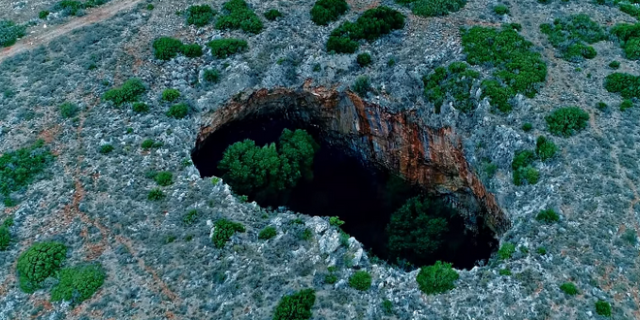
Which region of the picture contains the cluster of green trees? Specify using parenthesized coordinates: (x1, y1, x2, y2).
(310, 0, 348, 26)
(397, 0, 467, 17)
(152, 37, 203, 60)
(423, 62, 480, 113)
(217, 129, 319, 203)
(327, 7, 405, 54)
(540, 14, 606, 62)
(215, 0, 263, 34)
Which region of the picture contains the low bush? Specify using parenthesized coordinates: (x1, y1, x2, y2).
(536, 208, 560, 223)
(522, 123, 533, 132)
(203, 68, 220, 83)
(39, 11, 50, 19)
(53, 0, 83, 16)
(59, 102, 79, 118)
(535, 136, 557, 161)
(183, 209, 199, 226)
(99, 144, 114, 154)
(349, 270, 372, 291)
(0, 140, 53, 204)
(609, 60, 620, 69)
(212, 218, 245, 248)
(540, 14, 606, 62)
(154, 171, 173, 186)
(273, 289, 316, 320)
(381, 299, 393, 315)
(258, 226, 277, 240)
(512, 150, 539, 185)
(604, 72, 640, 99)
(481, 79, 515, 113)
(166, 103, 189, 119)
(181, 44, 203, 58)
(545, 107, 589, 137)
(0, 226, 9, 250)
(401, 0, 467, 17)
(162, 89, 180, 102)
(141, 139, 162, 149)
(497, 242, 516, 260)
(499, 268, 512, 276)
(132, 102, 149, 113)
(559, 282, 578, 295)
(17, 242, 67, 293)
(264, 9, 282, 21)
(0, 20, 27, 47)
(329, 216, 345, 227)
(595, 300, 611, 317)
(186, 5, 216, 27)
(356, 53, 372, 67)
(50, 264, 105, 306)
(596, 101, 608, 111)
(610, 23, 640, 60)
(153, 37, 184, 60)
(215, 0, 263, 34)
(206, 38, 248, 58)
(493, 4, 509, 15)
(423, 62, 480, 113)
(416, 261, 459, 295)
(351, 76, 371, 96)
(620, 99, 634, 111)
(327, 7, 405, 53)
(147, 188, 164, 201)
(310, 0, 348, 25)
(103, 78, 146, 106)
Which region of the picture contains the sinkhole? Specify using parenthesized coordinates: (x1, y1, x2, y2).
(191, 87, 509, 269)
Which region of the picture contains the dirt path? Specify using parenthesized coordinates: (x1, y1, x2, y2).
(0, 0, 143, 64)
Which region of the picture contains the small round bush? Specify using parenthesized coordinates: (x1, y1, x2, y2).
(324, 273, 338, 284)
(416, 261, 459, 295)
(310, 0, 348, 26)
(154, 171, 173, 186)
(206, 38, 248, 58)
(186, 5, 216, 27)
(264, 9, 282, 21)
(146, 4, 154, 10)
(203, 68, 220, 83)
(0, 226, 10, 250)
(39, 11, 50, 19)
(596, 101, 607, 111)
(595, 300, 611, 317)
(17, 242, 67, 293)
(609, 61, 620, 69)
(498, 242, 516, 260)
(536, 208, 559, 223)
(162, 89, 180, 102)
(349, 270, 372, 291)
(183, 209, 199, 225)
(50, 264, 106, 306)
(356, 53, 372, 67)
(620, 99, 633, 111)
(181, 44, 203, 58)
(522, 123, 533, 132)
(147, 188, 165, 201)
(545, 106, 589, 137)
(258, 226, 277, 240)
(141, 139, 154, 149)
(132, 102, 149, 113)
(535, 136, 557, 161)
(212, 219, 245, 248)
(153, 37, 184, 60)
(59, 102, 79, 118)
(352, 76, 371, 96)
(273, 289, 316, 320)
(493, 5, 509, 15)
(559, 282, 578, 295)
(99, 144, 114, 154)
(166, 103, 189, 119)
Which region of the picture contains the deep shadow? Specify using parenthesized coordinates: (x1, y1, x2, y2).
(191, 110, 498, 269)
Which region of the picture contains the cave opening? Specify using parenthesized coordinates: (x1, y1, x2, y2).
(191, 105, 499, 270)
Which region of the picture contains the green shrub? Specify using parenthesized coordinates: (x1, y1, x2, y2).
(416, 261, 459, 295)
(381, 299, 393, 315)
(493, 4, 509, 15)
(559, 282, 578, 295)
(215, 0, 263, 34)
(50, 264, 105, 306)
(181, 44, 203, 58)
(536, 208, 560, 223)
(310, 0, 348, 25)
(147, 188, 164, 201)
(0, 140, 53, 204)
(162, 89, 180, 102)
(153, 37, 184, 60)
(498, 242, 516, 260)
(154, 171, 173, 186)
(610, 23, 640, 60)
(53, 0, 83, 16)
(258, 226, 277, 240)
(535, 136, 557, 161)
(0, 226, 10, 250)
(218, 129, 319, 203)
(329, 216, 345, 227)
(183, 209, 198, 226)
(132, 102, 149, 113)
(386, 196, 458, 266)
(324, 273, 338, 284)
(103, 78, 146, 106)
(349, 270, 372, 291)
(264, 9, 283, 21)
(423, 62, 480, 113)
(398, 0, 467, 17)
(166, 103, 189, 119)
(499, 268, 512, 276)
(146, 3, 153, 10)
(0, 20, 26, 47)
(207, 38, 248, 58)
(99, 144, 114, 154)
(596, 101, 608, 111)
(522, 123, 533, 132)
(327, 7, 405, 53)
(481, 79, 515, 113)
(545, 107, 589, 137)
(212, 218, 245, 248)
(461, 26, 547, 99)
(539, 14, 605, 62)
(203, 68, 220, 83)
(620, 99, 634, 111)
(186, 5, 216, 27)
(511, 150, 538, 185)
(39, 11, 50, 19)
(356, 53, 372, 67)
(273, 289, 316, 320)
(16, 242, 67, 293)
(351, 76, 371, 96)
(59, 102, 79, 118)
(595, 300, 611, 317)
(604, 72, 640, 99)
(609, 60, 620, 69)
(141, 139, 163, 149)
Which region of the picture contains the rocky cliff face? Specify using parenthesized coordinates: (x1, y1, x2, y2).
(193, 84, 511, 236)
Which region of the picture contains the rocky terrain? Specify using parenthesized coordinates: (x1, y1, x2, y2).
(0, 0, 639, 319)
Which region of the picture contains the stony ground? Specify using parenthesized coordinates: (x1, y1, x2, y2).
(0, 0, 639, 319)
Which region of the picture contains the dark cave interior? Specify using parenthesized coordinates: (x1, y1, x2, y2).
(191, 109, 498, 269)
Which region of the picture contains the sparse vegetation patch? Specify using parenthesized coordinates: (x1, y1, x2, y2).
(327, 7, 405, 54)
(0, 20, 27, 47)
(397, 0, 467, 17)
(310, 0, 348, 26)
(540, 14, 605, 62)
(186, 5, 216, 27)
(423, 62, 480, 113)
(416, 261, 459, 295)
(103, 78, 146, 106)
(0, 140, 53, 204)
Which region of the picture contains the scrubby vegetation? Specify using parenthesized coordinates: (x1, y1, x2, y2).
(50, 264, 106, 306)
(327, 7, 405, 54)
(154, 171, 173, 186)
(349, 270, 372, 291)
(423, 62, 480, 113)
(212, 218, 245, 248)
(218, 129, 319, 203)
(397, 0, 467, 17)
(273, 288, 316, 320)
(610, 23, 640, 60)
(497, 242, 516, 260)
(162, 89, 180, 102)
(132, 102, 149, 113)
(0, 140, 53, 205)
(493, 4, 509, 15)
(329, 216, 345, 227)
(356, 53, 372, 67)
(204, 68, 221, 83)
(540, 14, 606, 62)
(207, 38, 248, 58)
(264, 9, 283, 21)
(595, 300, 612, 317)
(183, 209, 199, 226)
(186, 5, 216, 27)
(147, 188, 164, 201)
(609, 60, 620, 69)
(152, 37, 203, 60)
(258, 226, 277, 240)
(535, 136, 557, 161)
(559, 282, 579, 295)
(59, 102, 79, 119)
(605, 72, 640, 99)
(545, 107, 589, 137)
(17, 242, 68, 293)
(99, 144, 114, 154)
(181, 44, 203, 58)
(103, 78, 146, 106)
(0, 218, 11, 250)
(416, 261, 458, 295)
(166, 103, 189, 119)
(215, 0, 263, 34)
(39, 10, 50, 19)
(351, 76, 371, 96)
(536, 208, 560, 223)
(0, 20, 27, 47)
(511, 150, 539, 185)
(310, 0, 348, 26)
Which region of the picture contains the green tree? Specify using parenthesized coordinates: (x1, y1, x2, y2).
(17, 242, 67, 293)
(0, 140, 53, 204)
(327, 7, 405, 53)
(416, 261, 459, 295)
(50, 264, 106, 306)
(273, 289, 316, 320)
